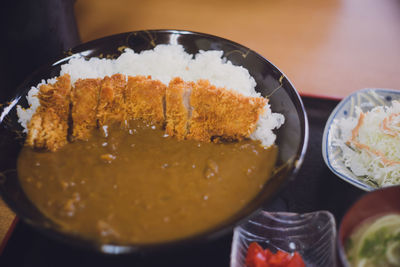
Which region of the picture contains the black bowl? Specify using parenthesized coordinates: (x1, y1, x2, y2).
(0, 30, 308, 254)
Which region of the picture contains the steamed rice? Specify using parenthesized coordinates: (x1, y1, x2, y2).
(17, 44, 284, 147)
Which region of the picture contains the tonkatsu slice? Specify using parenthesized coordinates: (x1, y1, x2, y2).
(188, 79, 267, 142)
(26, 74, 72, 151)
(165, 77, 193, 139)
(71, 78, 101, 141)
(97, 74, 127, 126)
(125, 76, 166, 125)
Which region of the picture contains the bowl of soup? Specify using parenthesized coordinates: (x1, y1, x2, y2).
(0, 30, 308, 253)
(338, 186, 400, 266)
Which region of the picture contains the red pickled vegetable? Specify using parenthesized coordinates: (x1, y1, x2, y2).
(268, 250, 291, 266)
(246, 242, 268, 267)
(245, 242, 306, 267)
(286, 252, 305, 267)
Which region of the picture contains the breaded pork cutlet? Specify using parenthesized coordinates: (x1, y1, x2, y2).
(25, 74, 270, 151)
(125, 76, 166, 125)
(97, 74, 127, 126)
(188, 79, 267, 142)
(71, 78, 101, 141)
(165, 77, 193, 139)
(26, 74, 72, 151)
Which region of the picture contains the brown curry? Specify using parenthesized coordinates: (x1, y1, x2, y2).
(18, 119, 277, 244)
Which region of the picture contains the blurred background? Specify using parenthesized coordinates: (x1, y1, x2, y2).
(1, 0, 400, 104)
(1, 0, 400, 247)
(74, 0, 400, 99)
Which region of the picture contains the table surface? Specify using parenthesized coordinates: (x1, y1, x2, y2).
(74, 0, 400, 99)
(1, 0, 399, 263)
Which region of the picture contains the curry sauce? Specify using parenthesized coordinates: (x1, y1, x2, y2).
(18, 119, 277, 244)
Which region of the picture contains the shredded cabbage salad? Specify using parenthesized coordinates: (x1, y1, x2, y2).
(333, 100, 400, 187)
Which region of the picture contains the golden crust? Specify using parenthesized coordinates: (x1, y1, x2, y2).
(97, 74, 127, 126)
(165, 77, 193, 139)
(25, 107, 68, 152)
(26, 74, 71, 151)
(188, 79, 267, 142)
(71, 78, 101, 141)
(26, 74, 268, 151)
(125, 76, 166, 125)
(38, 74, 71, 121)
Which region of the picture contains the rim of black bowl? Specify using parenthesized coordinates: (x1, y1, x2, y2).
(0, 29, 309, 254)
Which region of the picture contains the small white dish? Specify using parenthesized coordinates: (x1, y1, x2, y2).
(230, 210, 336, 267)
(322, 88, 400, 191)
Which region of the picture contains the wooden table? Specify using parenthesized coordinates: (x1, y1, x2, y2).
(1, 0, 400, 253)
(0, 200, 16, 252)
(75, 0, 400, 99)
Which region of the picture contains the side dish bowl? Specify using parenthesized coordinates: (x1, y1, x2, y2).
(230, 210, 337, 267)
(0, 30, 308, 253)
(322, 88, 400, 191)
(338, 186, 400, 266)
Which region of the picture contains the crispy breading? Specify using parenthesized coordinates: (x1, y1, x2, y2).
(97, 74, 127, 126)
(26, 107, 68, 151)
(26, 74, 72, 151)
(188, 79, 267, 142)
(71, 78, 101, 141)
(125, 76, 166, 125)
(26, 74, 268, 151)
(38, 74, 71, 121)
(165, 77, 193, 139)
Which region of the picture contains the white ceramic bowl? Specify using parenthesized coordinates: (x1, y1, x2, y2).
(322, 88, 400, 191)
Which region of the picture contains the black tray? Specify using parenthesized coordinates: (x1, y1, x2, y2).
(0, 96, 365, 267)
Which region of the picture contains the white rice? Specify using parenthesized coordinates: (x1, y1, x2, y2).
(17, 44, 284, 147)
